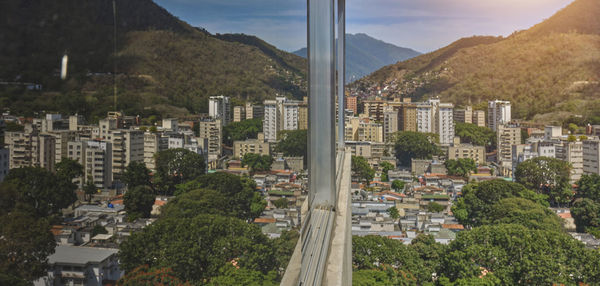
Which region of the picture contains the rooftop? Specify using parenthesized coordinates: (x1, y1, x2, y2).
(48, 245, 118, 265)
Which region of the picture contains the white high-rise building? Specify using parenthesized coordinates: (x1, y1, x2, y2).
(416, 103, 432, 133)
(436, 103, 454, 145)
(208, 96, 231, 126)
(383, 109, 399, 142)
(488, 100, 511, 131)
(283, 102, 299, 131)
(263, 100, 280, 142)
(583, 139, 600, 175)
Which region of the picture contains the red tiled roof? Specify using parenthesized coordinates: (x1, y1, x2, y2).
(442, 224, 465, 230)
(254, 218, 276, 224)
(558, 213, 572, 219)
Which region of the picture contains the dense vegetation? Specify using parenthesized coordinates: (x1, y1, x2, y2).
(514, 157, 573, 205)
(444, 158, 477, 177)
(391, 131, 440, 166)
(571, 174, 600, 237)
(354, 179, 600, 285)
(357, 0, 600, 122)
(275, 129, 308, 158)
(454, 123, 496, 151)
(0, 0, 306, 120)
(351, 156, 375, 185)
(223, 118, 262, 147)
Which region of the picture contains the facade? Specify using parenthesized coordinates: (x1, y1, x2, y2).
(448, 144, 486, 164)
(34, 246, 122, 286)
(143, 132, 168, 172)
(496, 125, 521, 165)
(383, 109, 399, 142)
(263, 100, 280, 142)
(4, 127, 56, 171)
(488, 100, 511, 131)
(435, 103, 454, 145)
(453, 106, 472, 124)
(363, 100, 386, 122)
(233, 106, 246, 122)
(545, 126, 562, 140)
(583, 139, 600, 175)
(245, 103, 264, 120)
(398, 103, 417, 132)
(283, 102, 300, 130)
(198, 119, 222, 161)
(416, 103, 433, 133)
(298, 103, 308, 130)
(346, 95, 358, 115)
(110, 130, 144, 183)
(233, 133, 271, 158)
(67, 140, 113, 189)
(472, 110, 485, 127)
(557, 140, 583, 183)
(208, 95, 231, 126)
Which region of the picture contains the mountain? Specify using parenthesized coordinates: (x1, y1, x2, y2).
(0, 0, 306, 119)
(357, 0, 600, 123)
(293, 33, 420, 83)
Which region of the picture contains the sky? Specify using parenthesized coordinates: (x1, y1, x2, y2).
(154, 0, 574, 53)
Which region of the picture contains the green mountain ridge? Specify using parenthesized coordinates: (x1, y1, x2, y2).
(357, 0, 600, 123)
(0, 0, 306, 119)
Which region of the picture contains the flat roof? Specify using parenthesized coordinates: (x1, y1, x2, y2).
(48, 246, 118, 265)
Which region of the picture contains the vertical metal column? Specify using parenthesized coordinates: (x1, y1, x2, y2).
(308, 0, 336, 207)
(337, 0, 345, 149)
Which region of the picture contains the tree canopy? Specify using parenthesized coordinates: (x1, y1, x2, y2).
(571, 174, 600, 235)
(275, 129, 307, 158)
(514, 156, 572, 205)
(124, 185, 155, 220)
(223, 118, 262, 147)
(454, 123, 496, 151)
(444, 158, 477, 177)
(452, 179, 548, 227)
(118, 214, 276, 283)
(168, 172, 265, 220)
(379, 161, 394, 182)
(392, 131, 440, 166)
(241, 153, 273, 172)
(352, 156, 375, 186)
(122, 161, 153, 190)
(0, 210, 55, 282)
(154, 148, 206, 195)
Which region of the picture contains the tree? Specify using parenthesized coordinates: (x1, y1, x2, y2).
(167, 172, 265, 220)
(379, 161, 394, 182)
(272, 230, 299, 273)
(571, 174, 600, 235)
(454, 123, 496, 151)
(118, 214, 276, 283)
(391, 180, 405, 193)
(0, 211, 55, 282)
(83, 175, 97, 203)
(154, 148, 206, 195)
(484, 198, 563, 230)
(241, 153, 273, 172)
(392, 131, 440, 166)
(3, 167, 78, 217)
(122, 161, 153, 190)
(514, 157, 572, 205)
(208, 265, 278, 286)
(352, 156, 375, 186)
(275, 130, 307, 158)
(441, 224, 600, 285)
(387, 207, 399, 220)
(117, 265, 191, 286)
(55, 157, 83, 182)
(272, 198, 290, 209)
(91, 225, 109, 237)
(222, 118, 262, 146)
(444, 158, 477, 177)
(124, 185, 155, 220)
(452, 179, 548, 227)
(427, 202, 445, 213)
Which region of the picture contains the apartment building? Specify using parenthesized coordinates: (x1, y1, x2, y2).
(472, 110, 485, 127)
(245, 103, 264, 120)
(583, 139, 600, 175)
(233, 106, 246, 122)
(68, 140, 113, 189)
(557, 140, 583, 183)
(233, 133, 271, 158)
(143, 132, 168, 172)
(496, 125, 521, 165)
(448, 144, 486, 164)
(4, 126, 56, 171)
(363, 100, 386, 121)
(283, 102, 300, 131)
(488, 100, 511, 131)
(435, 103, 454, 145)
(453, 106, 473, 124)
(198, 119, 222, 161)
(383, 109, 399, 142)
(263, 100, 280, 142)
(208, 95, 231, 126)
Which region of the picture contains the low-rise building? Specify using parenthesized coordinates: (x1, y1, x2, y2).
(447, 144, 486, 164)
(233, 133, 270, 159)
